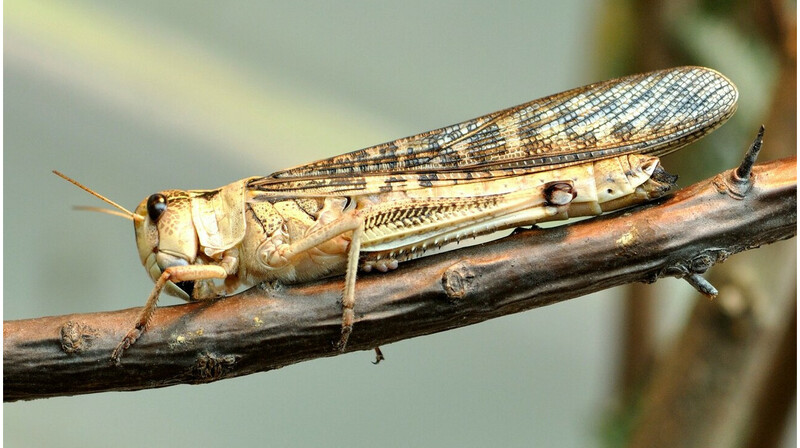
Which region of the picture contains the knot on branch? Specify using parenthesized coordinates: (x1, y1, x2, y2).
(190, 353, 237, 382)
(689, 253, 715, 273)
(615, 226, 645, 257)
(661, 249, 730, 278)
(714, 125, 766, 199)
(442, 261, 476, 300)
(60, 321, 99, 354)
(660, 250, 731, 299)
(713, 172, 753, 199)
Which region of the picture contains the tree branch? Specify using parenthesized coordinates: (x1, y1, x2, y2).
(4, 155, 796, 402)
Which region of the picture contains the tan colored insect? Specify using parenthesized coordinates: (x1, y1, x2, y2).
(56, 66, 738, 363)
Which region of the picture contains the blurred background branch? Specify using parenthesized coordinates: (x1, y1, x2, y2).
(595, 0, 796, 446)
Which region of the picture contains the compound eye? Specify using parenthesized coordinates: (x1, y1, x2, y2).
(146, 194, 168, 222)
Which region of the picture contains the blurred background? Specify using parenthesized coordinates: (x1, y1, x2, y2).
(4, 1, 795, 447)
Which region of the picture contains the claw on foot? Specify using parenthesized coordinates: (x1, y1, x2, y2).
(111, 325, 144, 364)
(336, 325, 352, 352)
(111, 338, 131, 364)
(372, 347, 385, 365)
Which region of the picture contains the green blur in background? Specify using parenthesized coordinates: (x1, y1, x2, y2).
(4, 1, 793, 447)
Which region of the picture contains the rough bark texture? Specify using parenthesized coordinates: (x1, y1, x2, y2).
(3, 156, 796, 402)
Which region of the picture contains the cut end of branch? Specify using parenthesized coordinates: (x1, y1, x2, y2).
(683, 273, 719, 299)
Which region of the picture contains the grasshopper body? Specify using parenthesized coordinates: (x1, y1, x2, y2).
(57, 66, 738, 362)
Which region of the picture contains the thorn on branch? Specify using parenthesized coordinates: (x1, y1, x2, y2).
(735, 125, 766, 181)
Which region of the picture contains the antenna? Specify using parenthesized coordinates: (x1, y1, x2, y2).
(52, 170, 143, 222)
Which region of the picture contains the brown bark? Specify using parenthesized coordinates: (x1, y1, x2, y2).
(4, 156, 796, 402)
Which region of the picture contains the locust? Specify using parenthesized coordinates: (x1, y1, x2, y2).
(55, 66, 738, 363)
